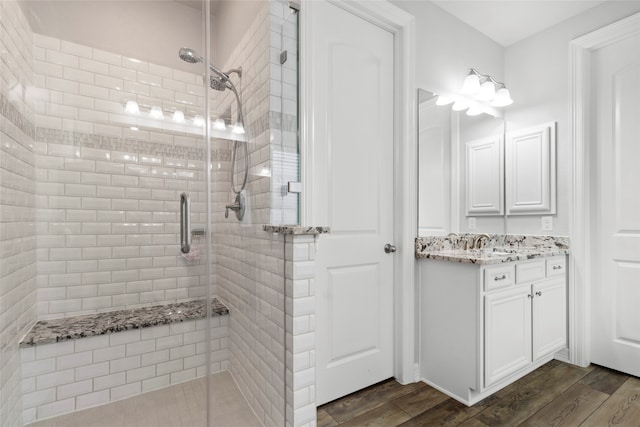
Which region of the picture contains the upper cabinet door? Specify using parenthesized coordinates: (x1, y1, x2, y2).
(466, 136, 504, 216)
(505, 122, 557, 215)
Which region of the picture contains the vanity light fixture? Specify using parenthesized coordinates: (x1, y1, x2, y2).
(491, 83, 514, 107)
(460, 70, 481, 95)
(436, 69, 513, 116)
(460, 68, 513, 106)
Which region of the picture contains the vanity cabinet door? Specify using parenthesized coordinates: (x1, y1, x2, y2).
(505, 122, 556, 215)
(466, 136, 504, 216)
(532, 276, 567, 361)
(484, 286, 532, 388)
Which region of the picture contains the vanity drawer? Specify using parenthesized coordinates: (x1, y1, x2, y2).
(484, 264, 515, 291)
(546, 257, 566, 277)
(516, 260, 545, 284)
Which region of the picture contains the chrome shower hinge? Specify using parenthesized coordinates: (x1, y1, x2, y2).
(280, 50, 288, 65)
(289, 0, 300, 12)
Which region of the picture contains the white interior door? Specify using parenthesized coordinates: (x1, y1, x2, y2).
(590, 31, 640, 376)
(308, 0, 395, 406)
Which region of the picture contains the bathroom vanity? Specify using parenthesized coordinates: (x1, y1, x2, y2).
(416, 235, 569, 406)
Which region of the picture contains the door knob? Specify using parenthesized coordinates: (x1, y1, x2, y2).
(384, 244, 397, 253)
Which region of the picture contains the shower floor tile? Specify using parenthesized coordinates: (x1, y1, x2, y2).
(27, 371, 262, 427)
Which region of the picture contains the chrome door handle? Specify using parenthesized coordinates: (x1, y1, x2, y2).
(180, 193, 191, 254)
(384, 244, 397, 253)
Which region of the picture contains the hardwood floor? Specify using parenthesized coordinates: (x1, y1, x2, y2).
(318, 361, 640, 427)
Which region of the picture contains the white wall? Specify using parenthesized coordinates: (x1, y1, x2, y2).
(0, 1, 38, 425)
(392, 0, 504, 96)
(504, 1, 640, 235)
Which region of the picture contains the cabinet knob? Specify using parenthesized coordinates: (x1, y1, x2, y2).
(553, 265, 562, 270)
(536, 291, 542, 297)
(528, 294, 533, 299)
(384, 244, 397, 253)
(494, 274, 507, 281)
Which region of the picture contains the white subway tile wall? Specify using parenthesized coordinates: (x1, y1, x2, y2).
(0, 1, 38, 426)
(285, 235, 317, 427)
(20, 317, 229, 424)
(32, 31, 213, 318)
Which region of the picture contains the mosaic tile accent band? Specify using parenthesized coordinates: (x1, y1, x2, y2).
(34, 128, 232, 161)
(0, 93, 36, 138)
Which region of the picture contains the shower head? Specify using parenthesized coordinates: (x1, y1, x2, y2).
(210, 76, 228, 91)
(178, 47, 202, 64)
(178, 47, 230, 81)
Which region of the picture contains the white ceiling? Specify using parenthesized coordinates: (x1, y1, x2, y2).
(432, 0, 609, 46)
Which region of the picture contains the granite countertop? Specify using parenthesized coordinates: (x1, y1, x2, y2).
(20, 298, 229, 347)
(263, 225, 330, 235)
(415, 234, 570, 265)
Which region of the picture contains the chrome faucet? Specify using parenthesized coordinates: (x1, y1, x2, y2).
(472, 233, 491, 249)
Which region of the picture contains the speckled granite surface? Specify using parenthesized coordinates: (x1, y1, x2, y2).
(415, 234, 569, 265)
(263, 225, 330, 235)
(20, 298, 229, 347)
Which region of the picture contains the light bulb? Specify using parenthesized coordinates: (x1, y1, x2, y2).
(172, 110, 185, 123)
(232, 122, 245, 135)
(491, 88, 514, 107)
(213, 118, 226, 130)
(475, 81, 496, 101)
(193, 115, 205, 127)
(451, 99, 469, 111)
(124, 100, 140, 114)
(149, 106, 164, 120)
(436, 95, 455, 106)
(460, 72, 481, 95)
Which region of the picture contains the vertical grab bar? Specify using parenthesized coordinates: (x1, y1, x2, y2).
(180, 192, 191, 254)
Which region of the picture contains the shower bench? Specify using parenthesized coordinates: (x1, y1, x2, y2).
(19, 298, 230, 424)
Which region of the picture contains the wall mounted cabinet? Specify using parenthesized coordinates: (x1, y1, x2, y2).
(465, 136, 504, 216)
(505, 122, 557, 215)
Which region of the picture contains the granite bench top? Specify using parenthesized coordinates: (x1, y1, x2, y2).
(20, 298, 229, 347)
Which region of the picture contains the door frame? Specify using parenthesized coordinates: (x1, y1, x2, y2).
(300, 0, 416, 384)
(569, 12, 640, 368)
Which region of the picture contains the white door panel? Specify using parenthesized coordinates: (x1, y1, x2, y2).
(311, 0, 395, 405)
(591, 32, 640, 376)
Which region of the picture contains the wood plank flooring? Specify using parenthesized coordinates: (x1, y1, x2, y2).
(318, 361, 640, 427)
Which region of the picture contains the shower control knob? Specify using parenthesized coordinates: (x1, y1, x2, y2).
(384, 244, 397, 254)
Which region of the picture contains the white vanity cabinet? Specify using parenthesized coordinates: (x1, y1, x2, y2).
(420, 255, 567, 406)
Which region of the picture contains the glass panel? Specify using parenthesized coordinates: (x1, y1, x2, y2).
(207, 1, 293, 425)
(1, 1, 211, 424)
(0, 0, 295, 424)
